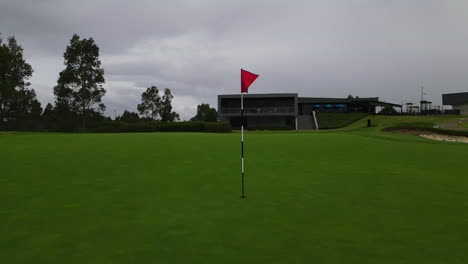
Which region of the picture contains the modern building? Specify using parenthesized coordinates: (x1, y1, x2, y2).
(442, 92, 468, 115)
(218, 93, 401, 130)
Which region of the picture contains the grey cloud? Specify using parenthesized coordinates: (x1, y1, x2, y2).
(2, 0, 468, 119)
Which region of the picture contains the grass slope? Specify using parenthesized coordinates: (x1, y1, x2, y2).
(460, 121, 468, 128)
(315, 113, 368, 129)
(1, 131, 468, 263)
(343, 115, 466, 130)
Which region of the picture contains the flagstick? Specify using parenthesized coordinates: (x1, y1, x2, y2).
(239, 68, 258, 199)
(241, 92, 246, 198)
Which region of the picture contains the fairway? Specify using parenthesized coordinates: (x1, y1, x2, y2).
(1, 131, 468, 263)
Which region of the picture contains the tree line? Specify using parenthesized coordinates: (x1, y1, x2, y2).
(0, 33, 218, 132)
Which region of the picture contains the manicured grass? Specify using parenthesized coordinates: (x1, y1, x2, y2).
(460, 121, 468, 128)
(1, 130, 468, 263)
(343, 115, 465, 130)
(315, 113, 368, 129)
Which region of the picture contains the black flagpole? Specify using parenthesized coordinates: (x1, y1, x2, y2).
(241, 92, 246, 198)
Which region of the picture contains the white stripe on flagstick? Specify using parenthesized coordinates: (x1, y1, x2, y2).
(242, 157, 244, 173)
(241, 126, 243, 141)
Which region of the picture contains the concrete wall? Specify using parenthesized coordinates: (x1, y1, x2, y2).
(453, 103, 468, 115)
(297, 115, 316, 130)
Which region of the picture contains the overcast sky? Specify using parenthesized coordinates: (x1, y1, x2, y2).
(2, 0, 468, 119)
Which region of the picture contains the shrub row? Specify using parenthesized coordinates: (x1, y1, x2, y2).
(92, 121, 232, 133)
(246, 126, 292, 131)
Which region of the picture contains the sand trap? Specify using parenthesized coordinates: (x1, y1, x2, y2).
(420, 134, 468, 143)
(386, 127, 468, 144)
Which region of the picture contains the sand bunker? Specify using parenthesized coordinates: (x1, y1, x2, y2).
(420, 134, 468, 143)
(385, 127, 468, 144)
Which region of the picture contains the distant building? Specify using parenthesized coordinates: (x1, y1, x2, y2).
(218, 93, 400, 130)
(442, 92, 468, 115)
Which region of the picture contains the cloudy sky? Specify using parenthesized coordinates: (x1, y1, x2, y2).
(1, 0, 468, 119)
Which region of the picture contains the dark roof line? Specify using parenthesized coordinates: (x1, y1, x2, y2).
(370, 101, 402, 107)
(442, 92, 468, 105)
(219, 93, 298, 98)
(298, 97, 379, 104)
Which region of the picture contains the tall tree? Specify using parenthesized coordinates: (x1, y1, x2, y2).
(160, 88, 179, 122)
(54, 34, 106, 129)
(137, 86, 161, 120)
(0, 34, 37, 130)
(190, 103, 218, 122)
(41, 103, 56, 130)
(379, 106, 398, 115)
(29, 99, 43, 119)
(116, 110, 140, 123)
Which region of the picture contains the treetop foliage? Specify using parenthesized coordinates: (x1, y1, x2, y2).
(54, 34, 106, 129)
(0, 34, 39, 130)
(137, 86, 161, 120)
(1, 33, 186, 132)
(191, 103, 217, 122)
(137, 86, 179, 122)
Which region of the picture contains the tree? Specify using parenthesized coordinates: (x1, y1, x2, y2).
(160, 88, 179, 122)
(190, 103, 217, 122)
(54, 34, 106, 130)
(54, 102, 79, 132)
(41, 103, 56, 130)
(0, 34, 38, 130)
(137, 86, 179, 122)
(137, 86, 161, 120)
(116, 110, 140, 122)
(379, 106, 398, 115)
(30, 99, 43, 119)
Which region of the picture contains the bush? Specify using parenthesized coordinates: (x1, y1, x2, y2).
(92, 121, 231, 133)
(203, 122, 232, 132)
(247, 126, 292, 131)
(159, 122, 205, 132)
(379, 106, 399, 115)
(159, 122, 231, 133)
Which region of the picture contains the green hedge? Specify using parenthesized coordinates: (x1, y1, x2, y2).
(246, 126, 292, 131)
(93, 121, 231, 133)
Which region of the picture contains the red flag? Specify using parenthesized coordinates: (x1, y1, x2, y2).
(241, 69, 259, 93)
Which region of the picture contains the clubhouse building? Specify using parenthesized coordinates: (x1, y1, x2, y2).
(218, 93, 401, 130)
(442, 92, 468, 115)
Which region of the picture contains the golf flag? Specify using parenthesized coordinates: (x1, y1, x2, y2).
(240, 68, 259, 199)
(241, 69, 259, 93)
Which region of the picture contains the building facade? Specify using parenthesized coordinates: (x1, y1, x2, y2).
(218, 93, 298, 129)
(218, 93, 401, 130)
(442, 92, 468, 115)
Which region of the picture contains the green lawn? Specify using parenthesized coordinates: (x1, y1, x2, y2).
(315, 113, 368, 129)
(343, 115, 466, 130)
(1, 130, 468, 263)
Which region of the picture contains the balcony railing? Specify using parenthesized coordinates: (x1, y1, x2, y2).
(221, 107, 296, 114)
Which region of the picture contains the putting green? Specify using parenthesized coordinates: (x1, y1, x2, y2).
(1, 130, 467, 263)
